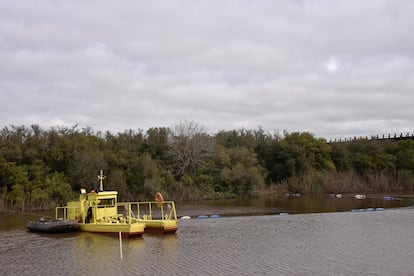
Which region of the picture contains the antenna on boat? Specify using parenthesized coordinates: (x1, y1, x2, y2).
(97, 170, 106, 191)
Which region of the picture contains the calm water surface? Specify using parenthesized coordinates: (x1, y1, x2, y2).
(1, 195, 414, 275)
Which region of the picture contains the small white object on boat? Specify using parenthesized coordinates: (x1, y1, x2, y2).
(279, 212, 289, 216)
(355, 194, 366, 199)
(335, 194, 343, 198)
(181, 216, 191, 220)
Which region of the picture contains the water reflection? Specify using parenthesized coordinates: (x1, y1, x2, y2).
(1, 208, 414, 275)
(1, 195, 414, 275)
(175, 194, 414, 218)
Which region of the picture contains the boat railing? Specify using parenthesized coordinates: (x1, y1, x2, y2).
(56, 206, 81, 221)
(117, 201, 177, 222)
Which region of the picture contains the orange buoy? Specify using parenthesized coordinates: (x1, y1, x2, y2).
(155, 192, 164, 207)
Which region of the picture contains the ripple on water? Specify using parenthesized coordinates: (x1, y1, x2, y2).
(2, 209, 414, 275)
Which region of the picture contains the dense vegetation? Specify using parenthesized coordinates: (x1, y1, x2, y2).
(1, 122, 413, 211)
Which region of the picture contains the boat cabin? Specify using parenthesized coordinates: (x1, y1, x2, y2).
(63, 189, 121, 224)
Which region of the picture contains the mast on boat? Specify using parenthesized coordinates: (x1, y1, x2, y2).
(97, 170, 106, 192)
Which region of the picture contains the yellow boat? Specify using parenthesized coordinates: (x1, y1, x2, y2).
(56, 171, 178, 237)
(124, 195, 179, 234)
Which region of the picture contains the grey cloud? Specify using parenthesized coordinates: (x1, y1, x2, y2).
(1, 0, 413, 139)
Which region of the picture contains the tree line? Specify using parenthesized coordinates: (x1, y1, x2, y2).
(1, 122, 413, 211)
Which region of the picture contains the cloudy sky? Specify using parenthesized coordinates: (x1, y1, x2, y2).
(1, 0, 413, 139)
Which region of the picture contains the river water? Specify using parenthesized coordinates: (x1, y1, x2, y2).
(1, 194, 414, 275)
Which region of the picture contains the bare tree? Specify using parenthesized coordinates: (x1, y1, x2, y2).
(167, 121, 214, 178)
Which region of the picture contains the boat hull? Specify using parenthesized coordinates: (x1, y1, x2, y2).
(141, 219, 178, 234)
(78, 222, 145, 237)
(27, 220, 79, 234)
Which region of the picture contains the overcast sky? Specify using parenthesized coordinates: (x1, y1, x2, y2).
(1, 0, 413, 139)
